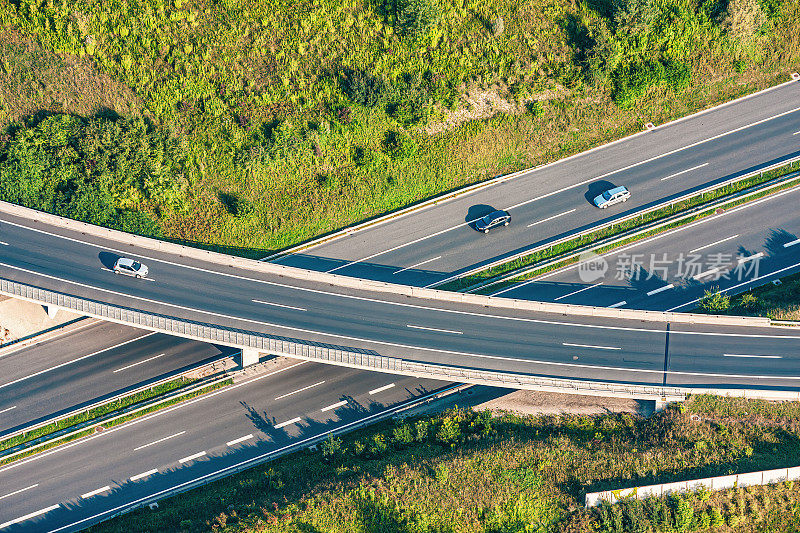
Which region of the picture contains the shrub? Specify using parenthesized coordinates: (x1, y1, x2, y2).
(321, 434, 342, 459)
(395, 0, 440, 41)
(436, 416, 461, 445)
(392, 423, 414, 446)
(710, 506, 724, 526)
(699, 287, 732, 312)
(414, 419, 430, 442)
(341, 69, 387, 107)
(382, 130, 416, 161)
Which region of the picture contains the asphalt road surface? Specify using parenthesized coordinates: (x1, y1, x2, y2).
(0, 320, 236, 435)
(0, 361, 451, 532)
(493, 183, 800, 311)
(273, 81, 800, 287)
(2, 210, 800, 392)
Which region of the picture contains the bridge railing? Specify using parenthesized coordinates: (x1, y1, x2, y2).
(7, 277, 800, 402)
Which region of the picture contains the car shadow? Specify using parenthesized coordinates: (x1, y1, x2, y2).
(465, 204, 497, 226)
(98, 251, 121, 270)
(584, 180, 616, 206)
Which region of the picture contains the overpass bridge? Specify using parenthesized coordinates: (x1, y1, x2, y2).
(2, 201, 799, 402)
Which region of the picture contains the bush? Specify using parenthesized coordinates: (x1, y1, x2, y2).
(341, 69, 387, 107)
(0, 114, 185, 234)
(382, 130, 416, 161)
(610, 59, 691, 107)
(699, 287, 732, 312)
(395, 0, 440, 41)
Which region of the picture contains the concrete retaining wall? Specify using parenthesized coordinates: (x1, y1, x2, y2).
(0, 201, 772, 328)
(586, 466, 800, 507)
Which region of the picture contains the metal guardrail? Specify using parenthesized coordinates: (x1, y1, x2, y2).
(429, 154, 800, 288)
(5, 279, 800, 401)
(469, 168, 800, 294)
(0, 357, 228, 443)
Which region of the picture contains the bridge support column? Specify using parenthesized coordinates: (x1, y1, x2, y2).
(43, 305, 59, 319)
(653, 398, 669, 412)
(240, 348, 260, 368)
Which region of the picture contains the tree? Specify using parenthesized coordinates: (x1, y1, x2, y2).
(395, 0, 439, 42)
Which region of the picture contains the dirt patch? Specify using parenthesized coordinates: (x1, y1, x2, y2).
(422, 85, 568, 135)
(0, 25, 141, 127)
(403, 385, 654, 418)
(0, 296, 80, 345)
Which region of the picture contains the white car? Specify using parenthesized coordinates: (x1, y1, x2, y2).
(593, 186, 631, 209)
(113, 257, 149, 278)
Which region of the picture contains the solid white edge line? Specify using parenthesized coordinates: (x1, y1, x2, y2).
(46, 384, 463, 533)
(689, 234, 739, 254)
(738, 252, 764, 263)
(369, 383, 396, 395)
(274, 417, 302, 429)
(393, 256, 442, 275)
(226, 434, 254, 447)
(274, 381, 325, 401)
(130, 468, 159, 481)
(723, 353, 782, 359)
(113, 353, 165, 373)
(251, 299, 307, 312)
(608, 301, 627, 308)
(407, 324, 462, 335)
(537, 185, 800, 283)
(0, 503, 60, 529)
(315, 103, 800, 272)
(665, 258, 800, 312)
(321, 400, 349, 412)
(0, 361, 310, 477)
(526, 209, 577, 227)
(783, 238, 800, 247)
(0, 483, 38, 501)
(0, 405, 17, 414)
(81, 485, 111, 499)
(553, 282, 603, 301)
(660, 162, 709, 181)
(0, 331, 157, 391)
(562, 342, 621, 350)
(133, 431, 186, 451)
(178, 451, 207, 464)
(647, 284, 675, 296)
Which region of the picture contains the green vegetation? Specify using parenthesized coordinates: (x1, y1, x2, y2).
(0, 113, 186, 235)
(697, 269, 800, 320)
(0, 0, 798, 250)
(0, 376, 193, 454)
(0, 378, 231, 467)
(89, 395, 800, 532)
(445, 165, 800, 294)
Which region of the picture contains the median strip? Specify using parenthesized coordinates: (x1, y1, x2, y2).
(468, 161, 800, 295)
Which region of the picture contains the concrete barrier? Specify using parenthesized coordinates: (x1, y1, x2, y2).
(586, 466, 800, 507)
(0, 200, 773, 328)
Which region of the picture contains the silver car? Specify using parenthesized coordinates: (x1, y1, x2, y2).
(113, 257, 149, 279)
(593, 186, 630, 209)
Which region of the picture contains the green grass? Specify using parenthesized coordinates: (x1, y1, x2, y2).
(438, 164, 800, 294)
(696, 269, 800, 320)
(0, 377, 192, 454)
(86, 395, 800, 532)
(0, 378, 231, 467)
(0, 0, 798, 252)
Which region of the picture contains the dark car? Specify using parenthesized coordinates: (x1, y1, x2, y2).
(475, 210, 511, 233)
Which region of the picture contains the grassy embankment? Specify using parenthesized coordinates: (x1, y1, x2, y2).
(0, 0, 799, 254)
(86, 395, 800, 532)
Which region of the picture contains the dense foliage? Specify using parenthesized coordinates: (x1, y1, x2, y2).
(0, 0, 797, 250)
(0, 113, 188, 235)
(88, 396, 800, 532)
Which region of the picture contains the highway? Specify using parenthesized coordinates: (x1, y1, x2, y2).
(0, 321, 235, 435)
(493, 183, 800, 311)
(2, 208, 800, 392)
(272, 81, 800, 287)
(0, 360, 450, 532)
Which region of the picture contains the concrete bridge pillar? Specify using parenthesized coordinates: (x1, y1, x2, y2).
(240, 348, 261, 367)
(43, 305, 59, 319)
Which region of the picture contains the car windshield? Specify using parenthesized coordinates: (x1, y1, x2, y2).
(602, 191, 612, 200)
(132, 261, 142, 270)
(483, 214, 495, 223)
